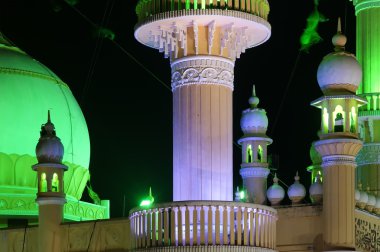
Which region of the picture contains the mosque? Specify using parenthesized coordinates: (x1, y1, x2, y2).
(1, 0, 380, 251)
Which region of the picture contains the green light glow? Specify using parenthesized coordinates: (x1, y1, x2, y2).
(300, 0, 327, 52)
(322, 108, 329, 133)
(239, 190, 245, 200)
(140, 187, 155, 207)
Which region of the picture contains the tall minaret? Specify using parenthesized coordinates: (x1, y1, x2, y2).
(238, 85, 271, 204)
(311, 24, 366, 250)
(352, 0, 380, 195)
(33, 111, 67, 252)
(134, 0, 271, 201)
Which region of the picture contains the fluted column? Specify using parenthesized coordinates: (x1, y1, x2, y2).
(315, 139, 362, 250)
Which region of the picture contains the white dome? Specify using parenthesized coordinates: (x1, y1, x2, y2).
(267, 174, 285, 205)
(240, 108, 268, 134)
(355, 189, 361, 202)
(287, 172, 306, 204)
(359, 191, 368, 205)
(316, 33, 362, 94)
(309, 176, 323, 204)
(367, 194, 376, 206)
(375, 197, 380, 209)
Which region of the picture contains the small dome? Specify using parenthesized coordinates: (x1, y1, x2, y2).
(359, 191, 368, 208)
(240, 85, 268, 135)
(367, 194, 376, 206)
(267, 174, 285, 206)
(355, 189, 361, 202)
(287, 172, 306, 204)
(36, 112, 64, 164)
(316, 26, 362, 94)
(309, 175, 323, 204)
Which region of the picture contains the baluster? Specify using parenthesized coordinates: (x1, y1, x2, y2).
(215, 206, 220, 245)
(249, 209, 254, 246)
(185, 206, 190, 245)
(178, 207, 183, 246)
(228, 0, 233, 8)
(240, 0, 245, 11)
(263, 211, 267, 248)
(139, 213, 143, 248)
(147, 210, 151, 247)
(220, 0, 225, 8)
(234, 0, 239, 9)
(142, 211, 146, 248)
(158, 209, 163, 246)
(164, 208, 169, 246)
(213, 0, 218, 7)
(152, 209, 157, 247)
(208, 206, 213, 245)
(193, 206, 198, 245)
(223, 206, 228, 245)
(259, 210, 264, 247)
(243, 207, 248, 245)
(255, 209, 259, 246)
(230, 206, 235, 245)
(237, 206, 242, 245)
(171, 207, 176, 246)
(246, 0, 250, 12)
(200, 206, 205, 245)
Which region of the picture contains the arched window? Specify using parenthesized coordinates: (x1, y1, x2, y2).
(323, 108, 329, 133)
(40, 173, 47, 193)
(247, 145, 253, 163)
(258, 145, 263, 162)
(52, 173, 59, 192)
(333, 105, 344, 132)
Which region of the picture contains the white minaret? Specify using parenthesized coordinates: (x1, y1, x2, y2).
(134, 0, 271, 201)
(311, 24, 366, 250)
(238, 86, 271, 204)
(33, 111, 67, 252)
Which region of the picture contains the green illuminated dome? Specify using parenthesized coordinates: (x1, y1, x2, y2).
(0, 35, 90, 200)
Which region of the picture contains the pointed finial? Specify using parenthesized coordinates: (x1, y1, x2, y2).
(332, 18, 347, 50)
(294, 171, 300, 182)
(149, 186, 152, 197)
(337, 17, 342, 33)
(358, 180, 363, 190)
(47, 110, 51, 123)
(273, 173, 279, 184)
(40, 110, 56, 137)
(248, 84, 260, 108)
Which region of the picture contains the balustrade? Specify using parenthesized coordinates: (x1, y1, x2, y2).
(129, 201, 277, 250)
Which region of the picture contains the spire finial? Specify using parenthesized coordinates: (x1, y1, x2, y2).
(149, 186, 152, 197)
(295, 171, 300, 182)
(337, 17, 342, 33)
(47, 110, 51, 123)
(273, 173, 279, 183)
(248, 84, 260, 108)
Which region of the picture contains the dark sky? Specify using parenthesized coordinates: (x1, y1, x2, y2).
(0, 0, 356, 217)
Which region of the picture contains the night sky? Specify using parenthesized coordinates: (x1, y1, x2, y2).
(0, 0, 356, 217)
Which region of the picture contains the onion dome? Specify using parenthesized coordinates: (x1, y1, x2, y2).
(316, 19, 362, 94)
(366, 187, 376, 212)
(287, 172, 306, 204)
(267, 173, 285, 206)
(309, 174, 323, 204)
(240, 85, 268, 135)
(36, 111, 64, 163)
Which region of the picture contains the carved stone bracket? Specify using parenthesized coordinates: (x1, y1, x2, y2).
(151, 23, 188, 58)
(171, 56, 234, 91)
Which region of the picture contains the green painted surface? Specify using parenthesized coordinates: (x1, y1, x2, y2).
(0, 40, 90, 200)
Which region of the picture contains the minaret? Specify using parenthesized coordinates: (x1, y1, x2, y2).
(311, 23, 366, 250)
(352, 0, 380, 197)
(134, 0, 271, 201)
(33, 111, 67, 252)
(238, 85, 271, 204)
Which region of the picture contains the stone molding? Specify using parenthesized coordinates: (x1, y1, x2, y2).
(314, 138, 363, 157)
(322, 155, 357, 167)
(355, 0, 380, 15)
(240, 167, 270, 178)
(171, 56, 234, 91)
(356, 143, 380, 165)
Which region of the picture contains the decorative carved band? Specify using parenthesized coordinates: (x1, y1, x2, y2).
(240, 167, 270, 178)
(171, 56, 234, 91)
(356, 143, 380, 166)
(322, 155, 357, 167)
(355, 0, 380, 15)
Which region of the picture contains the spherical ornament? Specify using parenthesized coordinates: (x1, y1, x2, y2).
(309, 175, 323, 204)
(240, 109, 268, 134)
(316, 33, 362, 94)
(355, 189, 361, 203)
(287, 172, 306, 204)
(267, 174, 285, 206)
(248, 96, 260, 108)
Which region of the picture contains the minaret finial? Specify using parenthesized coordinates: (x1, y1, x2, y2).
(337, 17, 342, 33)
(47, 110, 51, 123)
(248, 84, 260, 108)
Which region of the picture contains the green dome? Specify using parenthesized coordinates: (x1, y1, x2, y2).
(0, 38, 90, 200)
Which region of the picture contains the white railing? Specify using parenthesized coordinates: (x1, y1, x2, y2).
(129, 201, 277, 250)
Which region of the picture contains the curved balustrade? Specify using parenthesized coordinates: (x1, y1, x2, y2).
(129, 201, 277, 250)
(135, 0, 270, 23)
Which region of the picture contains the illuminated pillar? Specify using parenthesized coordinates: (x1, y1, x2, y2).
(33, 112, 67, 252)
(134, 1, 271, 201)
(312, 28, 366, 250)
(238, 86, 271, 204)
(352, 0, 380, 196)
